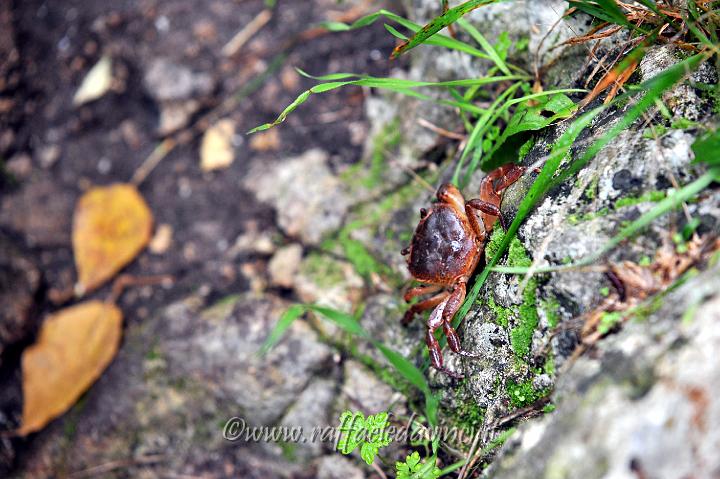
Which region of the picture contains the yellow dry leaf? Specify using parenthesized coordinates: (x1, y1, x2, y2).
(73, 183, 153, 295)
(18, 301, 123, 436)
(200, 119, 235, 171)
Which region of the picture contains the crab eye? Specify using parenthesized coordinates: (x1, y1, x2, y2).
(420, 208, 428, 218)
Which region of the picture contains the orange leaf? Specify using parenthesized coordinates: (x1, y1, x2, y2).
(72, 183, 153, 295)
(18, 301, 123, 435)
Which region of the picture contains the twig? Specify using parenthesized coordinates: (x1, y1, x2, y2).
(222, 9, 273, 57)
(130, 138, 176, 187)
(107, 274, 174, 304)
(417, 118, 466, 141)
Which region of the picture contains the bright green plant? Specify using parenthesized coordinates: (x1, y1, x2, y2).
(337, 410, 393, 465)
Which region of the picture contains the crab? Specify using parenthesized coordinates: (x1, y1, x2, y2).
(400, 164, 525, 378)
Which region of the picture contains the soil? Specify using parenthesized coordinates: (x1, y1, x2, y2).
(0, 0, 401, 474)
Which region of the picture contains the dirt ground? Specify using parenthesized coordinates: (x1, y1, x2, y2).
(1, 0, 401, 475)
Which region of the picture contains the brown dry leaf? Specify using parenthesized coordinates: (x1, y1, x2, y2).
(18, 301, 123, 435)
(579, 53, 640, 108)
(73, 183, 153, 295)
(200, 119, 236, 171)
(249, 128, 280, 152)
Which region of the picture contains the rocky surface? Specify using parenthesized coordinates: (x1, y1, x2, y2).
(2, 0, 719, 478)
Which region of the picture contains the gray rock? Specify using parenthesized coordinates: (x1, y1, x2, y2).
(143, 57, 213, 102)
(143, 58, 214, 134)
(491, 264, 720, 479)
(277, 378, 337, 460)
(159, 294, 333, 426)
(244, 149, 351, 245)
(316, 454, 366, 479)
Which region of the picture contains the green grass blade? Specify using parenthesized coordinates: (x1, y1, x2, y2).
(491, 169, 719, 274)
(259, 304, 306, 355)
(392, 0, 501, 58)
(249, 75, 523, 132)
(307, 305, 369, 338)
(453, 104, 605, 326)
(455, 17, 511, 75)
(373, 341, 430, 394)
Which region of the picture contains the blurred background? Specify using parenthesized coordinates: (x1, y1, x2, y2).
(0, 0, 404, 476)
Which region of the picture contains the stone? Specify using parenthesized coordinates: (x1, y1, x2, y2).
(243, 149, 351, 245)
(491, 264, 720, 479)
(277, 378, 336, 459)
(268, 243, 303, 289)
(158, 294, 333, 426)
(142, 58, 214, 134)
(315, 455, 365, 479)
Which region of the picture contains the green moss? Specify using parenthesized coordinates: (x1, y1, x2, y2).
(341, 118, 401, 190)
(506, 378, 548, 408)
(597, 311, 623, 334)
(487, 295, 511, 328)
(299, 252, 347, 288)
(518, 137, 535, 161)
(539, 296, 560, 328)
(486, 232, 540, 360)
(615, 190, 666, 208)
(543, 354, 555, 376)
(448, 396, 486, 435)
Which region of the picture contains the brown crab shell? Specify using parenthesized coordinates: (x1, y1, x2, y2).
(406, 203, 480, 284)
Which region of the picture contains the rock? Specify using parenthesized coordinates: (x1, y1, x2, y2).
(158, 293, 333, 426)
(294, 253, 363, 315)
(143, 57, 213, 102)
(143, 58, 214, 134)
(200, 119, 236, 172)
(268, 243, 303, 289)
(356, 294, 422, 366)
(315, 455, 366, 479)
(491, 264, 720, 479)
(277, 378, 336, 460)
(5, 153, 32, 179)
(243, 149, 351, 245)
(148, 223, 173, 254)
(340, 360, 400, 416)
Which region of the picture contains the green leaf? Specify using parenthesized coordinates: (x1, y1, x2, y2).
(336, 410, 392, 465)
(395, 451, 442, 479)
(259, 304, 305, 355)
(569, 0, 632, 27)
(392, 0, 502, 58)
(337, 411, 366, 454)
(373, 342, 429, 395)
(691, 128, 720, 166)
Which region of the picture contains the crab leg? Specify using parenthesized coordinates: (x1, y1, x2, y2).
(402, 290, 449, 325)
(425, 297, 464, 378)
(477, 164, 525, 233)
(404, 284, 442, 302)
(440, 281, 480, 359)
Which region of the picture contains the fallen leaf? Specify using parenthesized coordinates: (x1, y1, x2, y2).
(73, 183, 153, 295)
(249, 128, 280, 152)
(73, 56, 113, 106)
(200, 119, 235, 171)
(18, 301, 123, 435)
